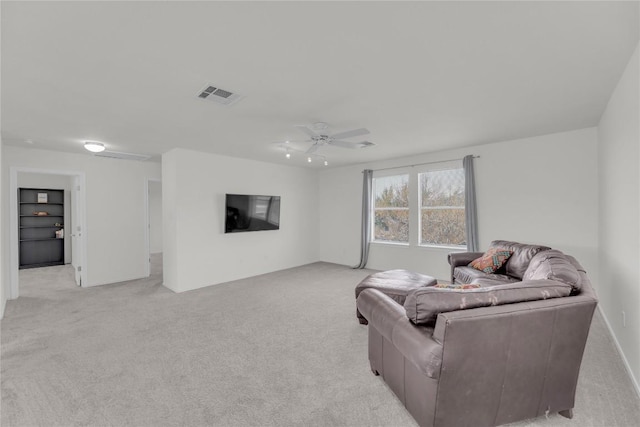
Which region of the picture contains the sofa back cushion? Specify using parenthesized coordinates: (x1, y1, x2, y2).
(489, 240, 551, 279)
(523, 250, 582, 292)
(404, 279, 571, 325)
(453, 266, 518, 286)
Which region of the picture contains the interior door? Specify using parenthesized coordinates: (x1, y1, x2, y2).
(70, 175, 82, 286)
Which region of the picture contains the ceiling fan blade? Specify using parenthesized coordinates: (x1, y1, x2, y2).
(329, 140, 361, 149)
(330, 128, 370, 140)
(295, 125, 320, 138)
(306, 144, 320, 154)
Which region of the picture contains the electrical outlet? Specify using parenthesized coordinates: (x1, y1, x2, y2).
(622, 311, 626, 328)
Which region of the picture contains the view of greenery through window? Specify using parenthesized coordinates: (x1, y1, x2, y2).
(373, 175, 409, 242)
(373, 168, 465, 246)
(419, 169, 465, 246)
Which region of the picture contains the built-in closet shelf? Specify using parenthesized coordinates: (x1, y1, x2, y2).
(19, 202, 64, 205)
(19, 188, 65, 269)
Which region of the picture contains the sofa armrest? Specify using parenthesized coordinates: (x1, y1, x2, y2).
(356, 288, 406, 342)
(357, 288, 444, 379)
(447, 251, 483, 283)
(391, 316, 443, 379)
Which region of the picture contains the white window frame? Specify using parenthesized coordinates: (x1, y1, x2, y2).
(417, 162, 466, 249)
(371, 171, 410, 245)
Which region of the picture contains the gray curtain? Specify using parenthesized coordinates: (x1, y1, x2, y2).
(354, 169, 373, 269)
(463, 155, 479, 252)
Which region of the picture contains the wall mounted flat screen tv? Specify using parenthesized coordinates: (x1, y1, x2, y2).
(225, 194, 281, 233)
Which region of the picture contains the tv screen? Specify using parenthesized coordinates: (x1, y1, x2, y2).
(225, 194, 281, 233)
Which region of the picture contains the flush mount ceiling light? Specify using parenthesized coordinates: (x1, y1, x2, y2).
(84, 141, 105, 153)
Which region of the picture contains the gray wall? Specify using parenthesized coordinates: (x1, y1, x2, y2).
(149, 180, 162, 254)
(597, 43, 640, 393)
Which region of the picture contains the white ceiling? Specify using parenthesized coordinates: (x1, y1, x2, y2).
(2, 1, 639, 168)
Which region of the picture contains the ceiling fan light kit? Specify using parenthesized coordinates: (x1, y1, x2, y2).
(279, 122, 374, 166)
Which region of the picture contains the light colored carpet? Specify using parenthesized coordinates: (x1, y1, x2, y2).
(1, 259, 639, 427)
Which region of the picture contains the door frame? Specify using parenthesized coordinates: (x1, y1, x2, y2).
(9, 167, 88, 299)
(143, 178, 162, 277)
(71, 175, 83, 286)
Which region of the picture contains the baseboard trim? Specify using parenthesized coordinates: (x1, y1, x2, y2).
(83, 274, 149, 288)
(597, 305, 640, 398)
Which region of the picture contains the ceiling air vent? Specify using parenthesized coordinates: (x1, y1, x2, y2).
(197, 84, 243, 106)
(95, 151, 151, 161)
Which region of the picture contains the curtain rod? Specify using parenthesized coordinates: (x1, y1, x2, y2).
(363, 155, 480, 173)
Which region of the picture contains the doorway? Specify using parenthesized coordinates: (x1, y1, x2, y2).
(9, 167, 87, 299)
(145, 179, 163, 278)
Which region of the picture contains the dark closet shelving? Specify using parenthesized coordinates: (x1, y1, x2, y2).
(19, 188, 65, 269)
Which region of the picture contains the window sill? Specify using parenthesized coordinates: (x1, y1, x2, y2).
(370, 241, 466, 250)
(418, 244, 466, 251)
(371, 240, 410, 247)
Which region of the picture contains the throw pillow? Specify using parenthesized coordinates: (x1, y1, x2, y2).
(469, 247, 513, 274)
(433, 283, 481, 290)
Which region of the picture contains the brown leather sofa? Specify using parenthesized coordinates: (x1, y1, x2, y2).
(448, 240, 553, 286)
(356, 246, 597, 427)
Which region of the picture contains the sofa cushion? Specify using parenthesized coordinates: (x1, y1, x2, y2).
(523, 250, 581, 292)
(434, 283, 481, 290)
(469, 277, 518, 287)
(469, 247, 513, 273)
(489, 240, 551, 279)
(453, 266, 518, 286)
(404, 279, 572, 325)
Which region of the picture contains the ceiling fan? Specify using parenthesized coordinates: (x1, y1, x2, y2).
(293, 122, 375, 154)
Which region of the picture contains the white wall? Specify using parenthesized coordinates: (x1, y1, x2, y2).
(148, 180, 162, 254)
(597, 43, 640, 392)
(162, 148, 319, 293)
(0, 134, 4, 318)
(2, 146, 161, 291)
(17, 173, 73, 264)
(0, 3, 4, 318)
(319, 127, 599, 281)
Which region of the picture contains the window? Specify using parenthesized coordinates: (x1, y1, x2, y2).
(373, 174, 409, 243)
(252, 196, 270, 220)
(267, 197, 280, 225)
(419, 168, 465, 247)
(252, 196, 280, 226)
